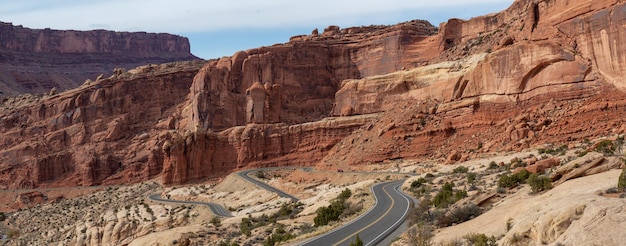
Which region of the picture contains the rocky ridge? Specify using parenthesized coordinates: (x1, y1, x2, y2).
(0, 21, 198, 96)
(0, 60, 207, 189)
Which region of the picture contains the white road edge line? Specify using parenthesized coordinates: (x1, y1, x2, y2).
(365, 183, 411, 246)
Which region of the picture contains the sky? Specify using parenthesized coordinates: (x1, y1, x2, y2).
(1, 0, 515, 59)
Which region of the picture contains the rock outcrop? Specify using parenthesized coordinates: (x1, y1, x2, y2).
(0, 61, 206, 189)
(188, 20, 438, 132)
(162, 115, 376, 185)
(0, 21, 198, 96)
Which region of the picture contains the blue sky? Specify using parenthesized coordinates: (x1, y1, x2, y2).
(1, 0, 514, 59)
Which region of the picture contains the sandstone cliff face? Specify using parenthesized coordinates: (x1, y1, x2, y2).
(162, 115, 376, 185)
(0, 61, 206, 189)
(188, 20, 438, 132)
(335, 0, 625, 113)
(159, 0, 626, 184)
(0, 21, 198, 96)
(322, 0, 626, 166)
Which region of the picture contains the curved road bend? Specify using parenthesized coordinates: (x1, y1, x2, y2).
(238, 169, 299, 201)
(300, 179, 411, 246)
(148, 194, 233, 217)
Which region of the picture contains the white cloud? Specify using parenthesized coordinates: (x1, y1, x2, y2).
(1, 0, 514, 33)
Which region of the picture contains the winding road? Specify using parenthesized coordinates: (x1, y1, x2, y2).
(149, 169, 412, 245)
(148, 194, 233, 217)
(300, 179, 411, 246)
(238, 169, 299, 201)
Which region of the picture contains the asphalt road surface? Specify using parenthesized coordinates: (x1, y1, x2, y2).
(299, 179, 411, 246)
(148, 194, 232, 217)
(238, 169, 299, 201)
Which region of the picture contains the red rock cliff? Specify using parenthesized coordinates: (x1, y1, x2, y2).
(187, 20, 437, 132)
(0, 61, 206, 189)
(0, 21, 198, 96)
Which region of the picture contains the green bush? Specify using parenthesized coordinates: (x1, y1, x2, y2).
(498, 170, 530, 188)
(411, 177, 428, 188)
(264, 224, 295, 246)
(527, 174, 552, 194)
(487, 161, 499, 169)
(350, 234, 364, 246)
(453, 166, 469, 174)
(337, 188, 352, 201)
(211, 216, 221, 227)
(596, 140, 616, 155)
(463, 233, 497, 246)
(256, 171, 267, 179)
(314, 188, 352, 226)
(432, 182, 466, 209)
(618, 167, 626, 191)
(276, 201, 303, 219)
(467, 173, 477, 183)
(240, 217, 252, 236)
(538, 145, 568, 155)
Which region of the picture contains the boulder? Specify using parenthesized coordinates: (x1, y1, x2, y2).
(526, 158, 560, 174)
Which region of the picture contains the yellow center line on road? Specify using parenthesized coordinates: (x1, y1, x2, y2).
(332, 182, 396, 246)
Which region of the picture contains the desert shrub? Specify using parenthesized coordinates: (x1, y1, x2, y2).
(350, 234, 364, 246)
(337, 188, 352, 201)
(596, 140, 616, 155)
(463, 233, 497, 246)
(211, 216, 221, 227)
(276, 201, 303, 219)
(435, 204, 482, 227)
(498, 170, 530, 188)
(314, 203, 344, 226)
(314, 188, 352, 226)
(453, 166, 469, 174)
(264, 224, 295, 246)
(539, 145, 568, 155)
(506, 218, 514, 231)
(432, 182, 466, 208)
(407, 223, 433, 246)
(618, 167, 626, 191)
(412, 185, 430, 198)
(527, 174, 552, 194)
(256, 171, 267, 179)
(299, 223, 315, 234)
(0, 212, 5, 221)
(240, 217, 253, 236)
(425, 173, 435, 178)
(411, 177, 428, 188)
(341, 201, 363, 218)
(487, 161, 499, 169)
(467, 173, 477, 183)
(409, 199, 434, 225)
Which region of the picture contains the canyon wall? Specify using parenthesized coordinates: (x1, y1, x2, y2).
(0, 61, 206, 189)
(0, 22, 198, 96)
(188, 20, 438, 132)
